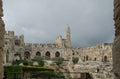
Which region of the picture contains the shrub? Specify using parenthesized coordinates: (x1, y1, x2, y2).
(72, 57, 79, 64)
(4, 66, 23, 79)
(4, 66, 65, 79)
(52, 57, 64, 65)
(32, 56, 44, 66)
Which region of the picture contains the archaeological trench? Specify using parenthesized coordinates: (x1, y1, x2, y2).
(0, 0, 120, 79)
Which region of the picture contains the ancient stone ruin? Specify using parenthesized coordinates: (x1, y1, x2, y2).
(0, 0, 5, 78)
(0, 0, 120, 78)
(113, 0, 120, 79)
(3, 28, 114, 79)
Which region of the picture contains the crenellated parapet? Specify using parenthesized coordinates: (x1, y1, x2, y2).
(73, 43, 112, 62)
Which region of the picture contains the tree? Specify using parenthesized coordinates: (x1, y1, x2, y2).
(72, 57, 79, 64)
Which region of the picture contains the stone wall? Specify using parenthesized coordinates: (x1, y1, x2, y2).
(0, 0, 5, 78)
(3, 28, 73, 63)
(113, 0, 120, 78)
(73, 43, 112, 63)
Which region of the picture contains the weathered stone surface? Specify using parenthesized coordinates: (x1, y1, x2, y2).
(113, 0, 120, 79)
(4, 29, 113, 65)
(4, 29, 114, 79)
(0, 0, 5, 78)
(3, 27, 72, 64)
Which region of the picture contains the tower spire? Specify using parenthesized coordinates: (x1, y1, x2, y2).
(66, 25, 71, 41)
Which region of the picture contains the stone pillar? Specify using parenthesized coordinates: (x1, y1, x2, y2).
(0, 0, 5, 78)
(113, 0, 120, 78)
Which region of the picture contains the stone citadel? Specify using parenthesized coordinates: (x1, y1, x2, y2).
(3, 27, 112, 65)
(0, 0, 120, 78)
(3, 27, 114, 79)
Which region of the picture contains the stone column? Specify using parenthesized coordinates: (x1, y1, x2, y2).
(113, 0, 120, 78)
(0, 0, 5, 78)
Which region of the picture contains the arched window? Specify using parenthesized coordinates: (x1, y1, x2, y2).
(55, 51, 60, 57)
(94, 58, 97, 61)
(45, 51, 50, 58)
(36, 51, 41, 56)
(83, 56, 86, 61)
(6, 50, 9, 63)
(72, 53, 75, 55)
(86, 55, 89, 61)
(104, 56, 107, 62)
(24, 51, 30, 60)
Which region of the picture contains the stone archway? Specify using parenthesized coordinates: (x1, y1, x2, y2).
(83, 56, 85, 61)
(24, 51, 31, 60)
(6, 50, 9, 63)
(55, 51, 60, 57)
(36, 51, 41, 56)
(104, 56, 107, 62)
(94, 57, 97, 61)
(80, 73, 93, 79)
(86, 55, 89, 61)
(45, 51, 51, 59)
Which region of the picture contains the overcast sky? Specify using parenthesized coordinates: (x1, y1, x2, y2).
(3, 0, 114, 47)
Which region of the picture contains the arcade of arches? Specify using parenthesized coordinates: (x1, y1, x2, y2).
(24, 51, 61, 60)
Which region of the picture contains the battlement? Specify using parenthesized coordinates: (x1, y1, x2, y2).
(8, 31, 14, 37)
(25, 43, 56, 48)
(74, 43, 113, 51)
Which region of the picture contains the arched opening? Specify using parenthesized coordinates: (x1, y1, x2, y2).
(6, 50, 9, 63)
(24, 51, 30, 60)
(86, 55, 89, 61)
(104, 56, 107, 62)
(83, 56, 85, 61)
(55, 51, 60, 57)
(36, 51, 41, 56)
(72, 53, 75, 55)
(94, 58, 97, 61)
(80, 73, 93, 79)
(45, 51, 50, 59)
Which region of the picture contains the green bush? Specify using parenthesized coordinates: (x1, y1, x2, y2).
(4, 66, 23, 79)
(52, 57, 64, 65)
(4, 66, 65, 79)
(22, 66, 65, 78)
(72, 57, 79, 64)
(15, 52, 22, 60)
(12, 59, 33, 66)
(32, 56, 44, 66)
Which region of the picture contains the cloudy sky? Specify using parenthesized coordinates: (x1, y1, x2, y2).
(3, 0, 114, 47)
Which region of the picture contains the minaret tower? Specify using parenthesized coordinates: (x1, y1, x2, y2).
(66, 25, 71, 48)
(66, 26, 71, 41)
